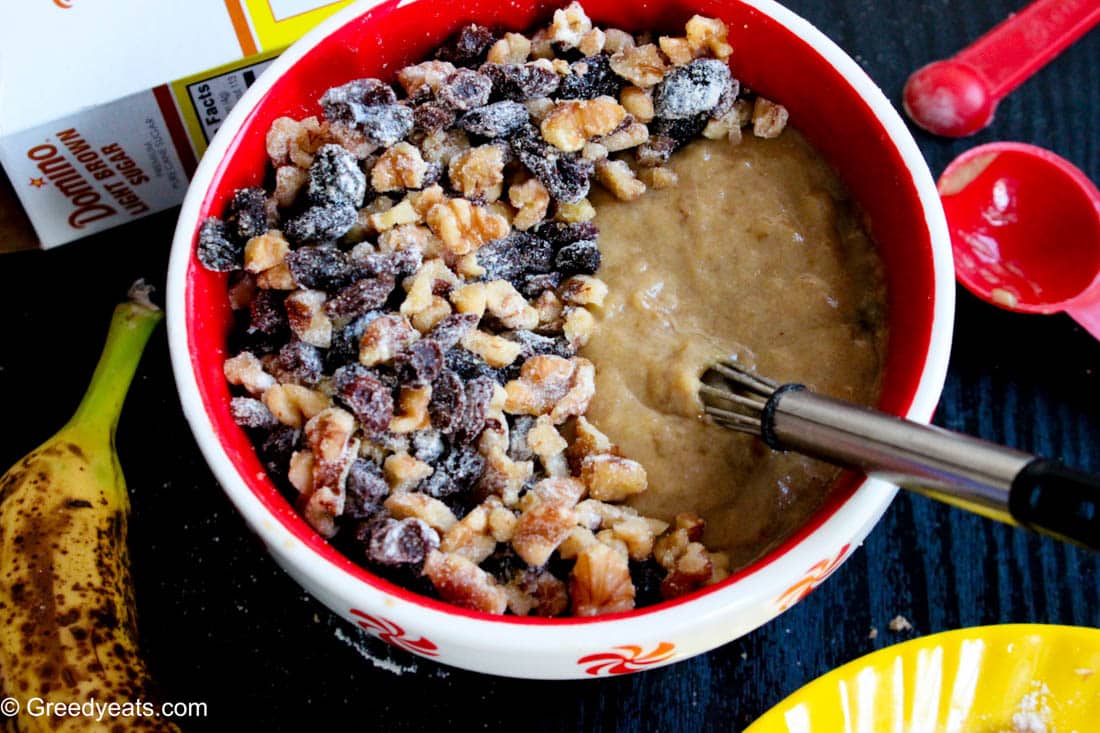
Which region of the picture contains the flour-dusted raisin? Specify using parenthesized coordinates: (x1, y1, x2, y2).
(197, 217, 242, 272)
(508, 415, 536, 461)
(394, 339, 444, 387)
(630, 557, 665, 607)
(558, 55, 622, 100)
(357, 105, 415, 148)
(320, 78, 398, 126)
(519, 271, 564, 298)
(482, 63, 561, 101)
(259, 424, 301, 477)
(308, 144, 367, 207)
(510, 125, 593, 203)
(435, 24, 495, 66)
(272, 339, 324, 386)
(426, 313, 479, 351)
(653, 58, 731, 119)
(344, 458, 390, 520)
(460, 100, 530, 139)
(533, 220, 599, 248)
(444, 348, 502, 383)
(428, 369, 467, 434)
(477, 231, 554, 285)
(326, 311, 383, 370)
(554, 239, 601, 275)
(443, 445, 485, 490)
(455, 375, 495, 445)
(227, 187, 269, 242)
(635, 134, 677, 167)
(285, 245, 356, 291)
(367, 518, 439, 567)
(649, 113, 709, 148)
(504, 330, 575, 359)
(247, 289, 289, 337)
(284, 202, 358, 244)
(332, 364, 395, 437)
(413, 101, 457, 133)
(230, 396, 279, 429)
(711, 76, 741, 119)
(438, 69, 493, 111)
(411, 429, 446, 464)
(323, 274, 396, 321)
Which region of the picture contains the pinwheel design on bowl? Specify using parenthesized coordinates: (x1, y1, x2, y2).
(577, 642, 678, 676)
(775, 543, 851, 612)
(349, 609, 439, 657)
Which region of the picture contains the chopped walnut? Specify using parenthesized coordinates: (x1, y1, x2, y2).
(563, 306, 596, 348)
(619, 86, 654, 122)
(708, 551, 731, 584)
(287, 450, 314, 494)
(503, 354, 575, 416)
(685, 15, 733, 61)
(661, 541, 714, 599)
(574, 498, 637, 530)
(274, 165, 308, 207)
(603, 28, 636, 54)
(484, 280, 539, 330)
(598, 122, 649, 153)
(410, 295, 452, 333)
(263, 384, 332, 428)
(397, 60, 457, 96)
(637, 166, 679, 189)
(424, 551, 508, 614)
(426, 198, 511, 257)
(419, 128, 471, 166)
(487, 500, 519, 542)
(449, 145, 505, 201)
(449, 282, 488, 318)
(523, 96, 556, 123)
(460, 329, 524, 367)
(508, 178, 551, 231)
(478, 409, 510, 455)
(609, 44, 668, 88)
(654, 512, 706, 570)
(548, 1, 592, 49)
(753, 97, 789, 139)
(595, 158, 646, 201)
(567, 416, 615, 469)
(477, 445, 533, 507)
(505, 569, 569, 617)
(526, 414, 570, 477)
(266, 115, 325, 167)
(400, 259, 460, 317)
(582, 453, 648, 501)
(608, 516, 658, 561)
(558, 526, 598, 559)
(555, 198, 596, 223)
(408, 184, 447, 218)
(440, 504, 497, 564)
(551, 357, 594, 424)
(560, 275, 608, 306)
(300, 407, 358, 537)
(304, 406, 356, 463)
(582, 142, 609, 161)
(570, 541, 634, 616)
(541, 97, 628, 153)
(368, 199, 419, 232)
(578, 28, 606, 56)
(256, 262, 297, 290)
(657, 36, 694, 66)
(512, 498, 578, 566)
(387, 488, 455, 528)
(487, 32, 531, 64)
(455, 252, 486, 278)
(390, 385, 432, 433)
(359, 314, 419, 366)
(223, 351, 276, 396)
(243, 229, 290, 273)
(285, 289, 333, 348)
(529, 28, 554, 59)
(534, 289, 565, 331)
(378, 222, 435, 257)
(326, 121, 378, 159)
(371, 142, 429, 192)
(595, 529, 630, 559)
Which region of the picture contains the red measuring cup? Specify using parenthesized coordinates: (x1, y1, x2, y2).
(939, 142, 1100, 337)
(904, 0, 1100, 137)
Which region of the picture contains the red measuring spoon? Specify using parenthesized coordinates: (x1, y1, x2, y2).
(904, 0, 1100, 137)
(939, 142, 1100, 337)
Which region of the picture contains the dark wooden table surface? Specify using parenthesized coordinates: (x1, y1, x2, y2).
(2, 0, 1098, 729)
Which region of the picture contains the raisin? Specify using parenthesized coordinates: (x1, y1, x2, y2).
(510, 125, 593, 203)
(653, 59, 731, 119)
(323, 274, 396, 321)
(711, 76, 741, 119)
(425, 313, 479, 351)
(411, 429, 446, 464)
(320, 78, 398, 126)
(504, 330, 574, 359)
(356, 104, 415, 147)
(307, 144, 367, 207)
(344, 458, 390, 520)
(259, 425, 301, 478)
(533, 220, 598, 248)
(635, 134, 676, 167)
(519, 271, 563, 298)
(508, 415, 536, 461)
(247, 290, 289, 337)
(438, 69, 493, 111)
(367, 518, 439, 568)
(413, 101, 457, 133)
(459, 100, 529, 138)
(649, 114, 709, 148)
(557, 55, 622, 100)
(418, 470, 458, 499)
(394, 339, 444, 387)
(271, 339, 324, 386)
(444, 348, 501, 382)
(454, 375, 495, 445)
(481, 63, 560, 101)
(554, 239, 601, 275)
(428, 369, 467, 434)
(197, 217, 241, 272)
(226, 187, 269, 242)
(333, 364, 395, 437)
(230, 396, 278, 429)
(434, 24, 495, 66)
(326, 311, 382, 371)
(285, 245, 356, 290)
(476, 231, 554, 285)
(442, 445, 484, 490)
(631, 558, 666, 607)
(284, 202, 358, 244)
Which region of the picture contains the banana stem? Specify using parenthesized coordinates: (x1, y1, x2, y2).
(67, 281, 165, 439)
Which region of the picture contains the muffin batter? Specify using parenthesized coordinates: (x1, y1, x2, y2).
(584, 132, 888, 570)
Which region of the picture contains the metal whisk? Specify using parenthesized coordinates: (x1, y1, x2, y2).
(701, 357, 1100, 551)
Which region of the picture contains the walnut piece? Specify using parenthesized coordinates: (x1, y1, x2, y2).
(603, 28, 636, 54)
(570, 541, 635, 616)
(440, 504, 497, 564)
(449, 145, 505, 201)
(563, 306, 596, 348)
(595, 159, 646, 201)
(547, 1, 592, 49)
(541, 97, 628, 153)
(484, 280, 539, 329)
(685, 15, 733, 61)
(560, 275, 608, 306)
(487, 32, 531, 64)
(578, 28, 606, 56)
(372, 142, 429, 192)
(508, 178, 551, 231)
(397, 60, 457, 96)
(400, 259, 460, 317)
(426, 198, 511, 257)
(449, 282, 488, 318)
(274, 166, 308, 208)
(503, 354, 576, 416)
(368, 199, 419, 232)
(549, 356, 595, 423)
(597, 122, 649, 153)
(359, 314, 419, 366)
(385, 490, 457, 533)
(619, 86, 654, 123)
(555, 198, 596, 223)
(390, 385, 432, 433)
(637, 166, 679, 189)
(243, 229, 290, 273)
(526, 414, 570, 477)
(461, 329, 524, 367)
(263, 384, 331, 428)
(582, 453, 648, 501)
(223, 351, 276, 396)
(424, 551, 508, 614)
(658, 36, 694, 66)
(285, 289, 333, 348)
(753, 97, 789, 139)
(609, 44, 668, 88)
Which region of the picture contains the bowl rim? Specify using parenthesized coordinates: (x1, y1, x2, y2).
(166, 0, 955, 644)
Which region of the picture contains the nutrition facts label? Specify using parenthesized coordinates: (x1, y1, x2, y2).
(184, 58, 277, 143)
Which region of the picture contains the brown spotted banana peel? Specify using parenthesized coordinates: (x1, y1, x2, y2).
(0, 283, 178, 732)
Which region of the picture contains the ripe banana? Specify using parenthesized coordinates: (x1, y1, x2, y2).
(0, 283, 177, 732)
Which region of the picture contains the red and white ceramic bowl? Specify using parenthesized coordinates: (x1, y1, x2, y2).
(167, 0, 954, 678)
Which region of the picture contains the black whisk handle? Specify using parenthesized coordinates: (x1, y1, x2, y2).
(1010, 459, 1100, 551)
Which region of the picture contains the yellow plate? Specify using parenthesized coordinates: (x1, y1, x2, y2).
(746, 624, 1100, 732)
